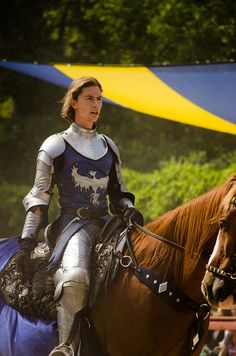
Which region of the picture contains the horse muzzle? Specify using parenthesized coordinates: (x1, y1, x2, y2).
(201, 270, 235, 309)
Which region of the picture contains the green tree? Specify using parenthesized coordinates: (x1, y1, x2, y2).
(0, 0, 236, 216)
(1, 0, 235, 64)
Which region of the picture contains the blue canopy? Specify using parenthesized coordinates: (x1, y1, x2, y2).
(1, 60, 236, 134)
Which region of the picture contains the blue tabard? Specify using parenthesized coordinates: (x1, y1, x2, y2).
(58, 142, 113, 210)
(48, 143, 113, 267)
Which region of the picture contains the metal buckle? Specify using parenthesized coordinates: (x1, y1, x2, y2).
(120, 255, 132, 267)
(76, 208, 88, 218)
(196, 303, 210, 321)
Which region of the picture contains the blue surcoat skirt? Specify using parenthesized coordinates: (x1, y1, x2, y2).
(0, 237, 58, 356)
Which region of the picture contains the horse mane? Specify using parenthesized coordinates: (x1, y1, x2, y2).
(132, 173, 236, 280)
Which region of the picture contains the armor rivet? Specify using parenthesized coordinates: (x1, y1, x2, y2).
(169, 292, 173, 296)
(146, 274, 150, 279)
(176, 298, 180, 302)
(154, 280, 158, 284)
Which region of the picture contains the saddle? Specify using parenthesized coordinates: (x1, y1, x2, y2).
(0, 216, 128, 320)
(89, 215, 128, 307)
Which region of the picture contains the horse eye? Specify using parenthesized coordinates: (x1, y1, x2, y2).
(230, 196, 236, 206)
(219, 220, 229, 230)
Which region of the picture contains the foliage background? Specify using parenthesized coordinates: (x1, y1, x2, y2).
(0, 0, 236, 236)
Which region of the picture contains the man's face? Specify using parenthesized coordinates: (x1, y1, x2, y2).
(72, 86, 103, 129)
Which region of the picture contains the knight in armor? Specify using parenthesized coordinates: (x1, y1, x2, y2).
(15, 76, 144, 356)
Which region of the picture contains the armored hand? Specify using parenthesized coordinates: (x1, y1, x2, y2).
(15, 238, 37, 274)
(123, 207, 144, 226)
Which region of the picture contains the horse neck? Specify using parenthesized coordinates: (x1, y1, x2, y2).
(131, 181, 234, 285)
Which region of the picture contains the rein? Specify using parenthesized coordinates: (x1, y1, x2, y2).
(133, 222, 185, 251)
(133, 222, 211, 260)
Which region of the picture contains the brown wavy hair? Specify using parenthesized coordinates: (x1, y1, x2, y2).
(61, 76, 102, 123)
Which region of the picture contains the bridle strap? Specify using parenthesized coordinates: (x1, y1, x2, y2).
(206, 264, 236, 280)
(121, 229, 206, 312)
(133, 222, 185, 251)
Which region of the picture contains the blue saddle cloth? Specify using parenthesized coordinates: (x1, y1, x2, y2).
(0, 237, 58, 356)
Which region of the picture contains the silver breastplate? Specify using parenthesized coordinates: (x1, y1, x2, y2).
(62, 123, 108, 160)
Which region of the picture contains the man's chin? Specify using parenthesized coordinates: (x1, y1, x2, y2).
(91, 117, 99, 124)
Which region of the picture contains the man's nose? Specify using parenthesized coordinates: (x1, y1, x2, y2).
(92, 99, 100, 107)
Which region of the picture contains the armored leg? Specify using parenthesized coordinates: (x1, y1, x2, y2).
(49, 228, 97, 356)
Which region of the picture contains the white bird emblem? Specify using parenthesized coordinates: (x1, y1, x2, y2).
(71, 165, 109, 206)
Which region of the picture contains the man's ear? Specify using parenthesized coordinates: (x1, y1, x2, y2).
(71, 100, 77, 109)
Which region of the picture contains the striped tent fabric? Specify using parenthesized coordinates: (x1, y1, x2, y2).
(1, 60, 236, 134)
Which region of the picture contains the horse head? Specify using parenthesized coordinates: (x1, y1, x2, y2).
(202, 188, 236, 309)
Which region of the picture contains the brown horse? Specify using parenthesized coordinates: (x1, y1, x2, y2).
(202, 184, 236, 310)
(1, 174, 236, 356)
(90, 174, 236, 356)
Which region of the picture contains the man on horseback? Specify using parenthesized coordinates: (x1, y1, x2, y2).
(15, 76, 143, 356)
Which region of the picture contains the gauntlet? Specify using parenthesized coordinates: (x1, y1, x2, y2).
(15, 238, 37, 274)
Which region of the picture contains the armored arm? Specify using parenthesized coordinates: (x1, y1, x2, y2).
(107, 158, 144, 226)
(107, 156, 135, 213)
(16, 134, 65, 274)
(21, 159, 53, 240)
(17, 152, 55, 273)
(105, 136, 143, 225)
(21, 133, 65, 241)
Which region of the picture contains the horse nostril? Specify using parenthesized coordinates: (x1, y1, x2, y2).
(212, 278, 233, 302)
